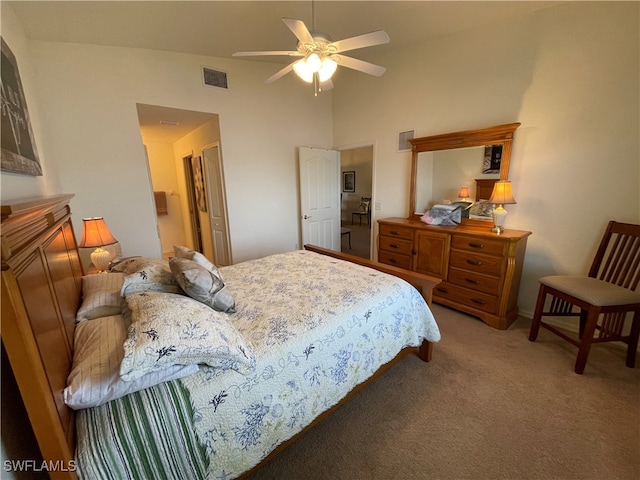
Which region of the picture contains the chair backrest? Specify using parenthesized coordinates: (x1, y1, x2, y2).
(589, 221, 640, 291)
(359, 197, 371, 212)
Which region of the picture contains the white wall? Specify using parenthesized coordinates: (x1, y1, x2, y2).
(145, 141, 187, 258)
(332, 1, 639, 317)
(1, 18, 333, 262)
(0, 4, 61, 199)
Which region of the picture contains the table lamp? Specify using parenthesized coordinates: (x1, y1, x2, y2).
(80, 217, 118, 272)
(458, 186, 470, 202)
(488, 181, 516, 234)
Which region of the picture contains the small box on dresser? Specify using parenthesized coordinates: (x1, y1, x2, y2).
(378, 218, 531, 329)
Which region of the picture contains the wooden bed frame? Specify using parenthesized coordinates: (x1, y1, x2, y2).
(1, 195, 440, 480)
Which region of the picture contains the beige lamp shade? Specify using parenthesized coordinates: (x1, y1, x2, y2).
(488, 181, 516, 235)
(80, 217, 118, 272)
(488, 181, 516, 205)
(458, 187, 470, 199)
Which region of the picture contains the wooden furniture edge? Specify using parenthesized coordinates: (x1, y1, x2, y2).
(303, 244, 442, 306)
(2, 195, 80, 479)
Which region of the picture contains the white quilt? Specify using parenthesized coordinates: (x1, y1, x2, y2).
(180, 250, 441, 478)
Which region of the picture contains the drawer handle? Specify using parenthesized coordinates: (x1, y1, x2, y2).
(465, 278, 480, 285)
(390, 230, 401, 236)
(471, 298, 486, 305)
(388, 258, 398, 264)
(435, 286, 448, 293)
(389, 243, 401, 249)
(467, 259, 483, 266)
(468, 243, 485, 249)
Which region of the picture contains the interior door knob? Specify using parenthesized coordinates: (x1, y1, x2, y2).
(303, 215, 312, 219)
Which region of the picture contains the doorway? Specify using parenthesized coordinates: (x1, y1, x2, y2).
(137, 103, 231, 264)
(339, 145, 373, 259)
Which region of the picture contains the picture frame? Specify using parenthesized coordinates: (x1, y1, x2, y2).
(1, 37, 42, 176)
(482, 144, 503, 174)
(192, 155, 207, 212)
(343, 171, 355, 192)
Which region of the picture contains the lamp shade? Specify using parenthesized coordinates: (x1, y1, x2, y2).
(458, 187, 470, 199)
(79, 217, 118, 248)
(488, 181, 516, 205)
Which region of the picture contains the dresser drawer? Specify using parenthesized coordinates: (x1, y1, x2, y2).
(448, 267, 501, 296)
(451, 235, 505, 256)
(433, 282, 499, 314)
(378, 250, 412, 270)
(379, 224, 414, 241)
(449, 250, 504, 277)
(379, 235, 413, 256)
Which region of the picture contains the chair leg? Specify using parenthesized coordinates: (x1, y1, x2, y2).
(626, 311, 640, 368)
(574, 307, 599, 374)
(528, 285, 547, 342)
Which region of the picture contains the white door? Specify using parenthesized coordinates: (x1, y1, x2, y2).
(203, 144, 232, 266)
(299, 147, 340, 250)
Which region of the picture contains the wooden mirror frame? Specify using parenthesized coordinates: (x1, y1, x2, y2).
(408, 123, 521, 226)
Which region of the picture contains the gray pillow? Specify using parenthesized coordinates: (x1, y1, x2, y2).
(169, 257, 236, 313)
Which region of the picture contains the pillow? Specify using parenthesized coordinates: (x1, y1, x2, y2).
(110, 256, 166, 275)
(173, 245, 217, 271)
(359, 200, 370, 213)
(76, 273, 125, 321)
(169, 257, 236, 313)
(120, 292, 255, 381)
(64, 314, 198, 409)
(121, 261, 181, 296)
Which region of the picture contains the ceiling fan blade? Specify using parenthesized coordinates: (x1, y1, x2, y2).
(265, 62, 296, 84)
(337, 55, 387, 77)
(233, 50, 301, 57)
(330, 30, 390, 54)
(282, 18, 315, 45)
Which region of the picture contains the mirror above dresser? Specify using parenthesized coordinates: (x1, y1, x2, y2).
(408, 123, 521, 226)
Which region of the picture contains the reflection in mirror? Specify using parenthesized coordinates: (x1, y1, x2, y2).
(408, 123, 520, 226)
(414, 146, 500, 214)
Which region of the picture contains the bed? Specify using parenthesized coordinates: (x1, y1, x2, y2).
(1, 194, 441, 479)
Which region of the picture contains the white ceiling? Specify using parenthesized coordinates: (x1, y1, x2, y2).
(7, 1, 561, 141)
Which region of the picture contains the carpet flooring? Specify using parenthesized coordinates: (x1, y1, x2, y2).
(249, 304, 640, 480)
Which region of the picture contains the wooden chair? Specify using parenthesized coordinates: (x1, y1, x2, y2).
(529, 221, 640, 374)
(351, 197, 371, 226)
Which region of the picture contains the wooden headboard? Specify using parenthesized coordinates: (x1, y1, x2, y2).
(1, 194, 82, 479)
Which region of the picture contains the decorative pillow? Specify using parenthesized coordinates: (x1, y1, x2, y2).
(110, 257, 165, 275)
(173, 245, 217, 271)
(76, 273, 125, 322)
(169, 257, 236, 313)
(64, 314, 198, 409)
(120, 292, 255, 381)
(121, 261, 181, 296)
(359, 200, 370, 213)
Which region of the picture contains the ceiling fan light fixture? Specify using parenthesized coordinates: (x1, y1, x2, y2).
(293, 59, 314, 83)
(318, 57, 337, 82)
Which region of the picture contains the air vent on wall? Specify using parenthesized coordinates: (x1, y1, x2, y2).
(202, 67, 228, 89)
(397, 129, 415, 152)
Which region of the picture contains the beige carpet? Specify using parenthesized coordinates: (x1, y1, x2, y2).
(249, 304, 640, 480)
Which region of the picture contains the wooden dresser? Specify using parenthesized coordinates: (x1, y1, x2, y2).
(378, 217, 531, 329)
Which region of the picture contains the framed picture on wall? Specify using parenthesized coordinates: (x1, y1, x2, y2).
(1, 37, 42, 176)
(482, 144, 503, 174)
(343, 171, 355, 192)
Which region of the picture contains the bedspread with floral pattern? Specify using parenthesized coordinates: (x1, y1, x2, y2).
(180, 250, 440, 479)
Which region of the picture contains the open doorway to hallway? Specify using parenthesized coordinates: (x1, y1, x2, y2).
(136, 103, 232, 265)
(340, 145, 373, 260)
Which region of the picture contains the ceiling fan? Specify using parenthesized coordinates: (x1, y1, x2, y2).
(232, 4, 390, 95)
